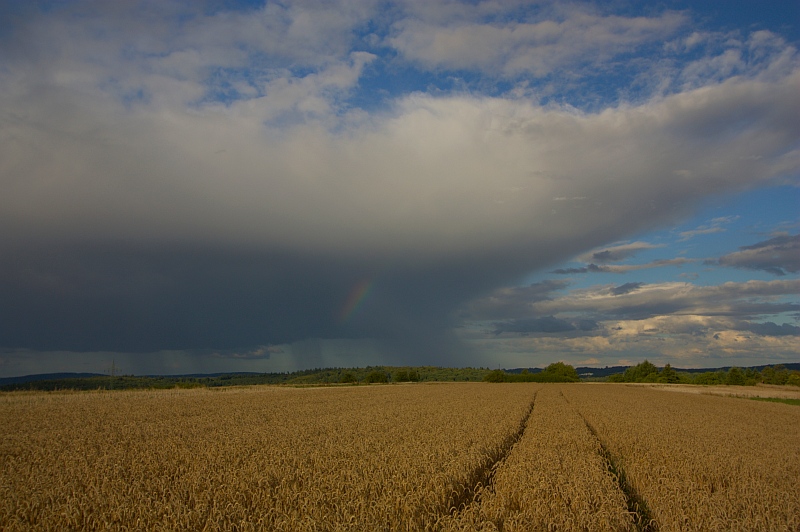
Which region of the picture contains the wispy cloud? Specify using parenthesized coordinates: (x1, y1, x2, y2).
(578, 242, 665, 264)
(552, 258, 695, 274)
(679, 215, 740, 241)
(388, 7, 686, 78)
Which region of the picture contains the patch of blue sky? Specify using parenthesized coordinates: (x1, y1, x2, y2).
(198, 61, 325, 108)
(525, 183, 798, 292)
(671, 0, 800, 44)
(202, 65, 267, 106)
(353, 56, 653, 115)
(350, 61, 518, 111)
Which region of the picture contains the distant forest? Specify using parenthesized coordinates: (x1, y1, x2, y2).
(2, 361, 799, 392)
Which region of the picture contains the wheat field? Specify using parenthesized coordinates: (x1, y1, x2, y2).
(2, 382, 799, 530)
(565, 384, 800, 531)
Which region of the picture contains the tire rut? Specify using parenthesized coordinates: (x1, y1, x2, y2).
(445, 391, 537, 516)
(569, 398, 659, 532)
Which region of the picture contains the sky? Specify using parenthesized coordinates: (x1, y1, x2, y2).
(0, 0, 798, 377)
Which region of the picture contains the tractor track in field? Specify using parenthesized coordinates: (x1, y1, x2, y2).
(445, 391, 537, 518)
(577, 410, 659, 531)
(563, 388, 657, 530)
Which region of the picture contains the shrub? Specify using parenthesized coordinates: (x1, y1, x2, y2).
(657, 364, 680, 384)
(339, 372, 357, 384)
(541, 362, 579, 382)
(620, 360, 659, 382)
(693, 371, 726, 385)
(484, 370, 508, 383)
(726, 367, 745, 386)
(484, 364, 580, 383)
(364, 371, 388, 384)
(393, 370, 410, 382)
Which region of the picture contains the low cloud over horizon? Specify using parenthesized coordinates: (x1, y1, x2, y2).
(1, 1, 798, 376)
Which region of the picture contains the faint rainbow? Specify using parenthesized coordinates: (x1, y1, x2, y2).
(338, 279, 374, 324)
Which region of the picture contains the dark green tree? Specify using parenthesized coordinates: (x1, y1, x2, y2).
(621, 360, 659, 382)
(483, 370, 508, 382)
(339, 372, 357, 384)
(659, 363, 680, 384)
(393, 370, 409, 382)
(541, 362, 580, 382)
(364, 371, 388, 384)
(726, 367, 745, 386)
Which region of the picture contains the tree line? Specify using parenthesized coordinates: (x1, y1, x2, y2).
(607, 360, 800, 386)
(3, 361, 798, 392)
(483, 362, 580, 383)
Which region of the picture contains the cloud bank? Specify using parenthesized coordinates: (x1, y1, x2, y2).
(462, 279, 800, 367)
(0, 1, 798, 371)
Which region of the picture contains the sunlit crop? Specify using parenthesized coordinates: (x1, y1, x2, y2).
(565, 384, 800, 531)
(441, 386, 635, 531)
(2, 382, 798, 530)
(0, 384, 536, 530)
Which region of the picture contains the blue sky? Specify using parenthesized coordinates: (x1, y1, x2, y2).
(0, 0, 798, 376)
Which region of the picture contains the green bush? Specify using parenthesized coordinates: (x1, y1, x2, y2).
(762, 365, 790, 385)
(483, 363, 579, 383)
(620, 360, 659, 382)
(364, 371, 388, 384)
(483, 370, 508, 382)
(393, 370, 409, 382)
(540, 362, 580, 382)
(726, 367, 746, 386)
(339, 372, 357, 384)
(693, 371, 726, 385)
(657, 364, 680, 384)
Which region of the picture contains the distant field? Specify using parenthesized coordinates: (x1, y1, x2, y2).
(623, 382, 800, 400)
(2, 383, 798, 531)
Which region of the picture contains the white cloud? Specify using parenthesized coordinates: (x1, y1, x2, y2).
(388, 8, 685, 77)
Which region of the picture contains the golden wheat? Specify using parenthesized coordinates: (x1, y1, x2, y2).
(440, 385, 635, 531)
(0, 384, 537, 531)
(3, 382, 799, 531)
(565, 384, 800, 531)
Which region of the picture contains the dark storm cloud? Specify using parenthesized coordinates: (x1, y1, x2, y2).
(492, 316, 599, 335)
(461, 280, 569, 320)
(1, 2, 799, 368)
(715, 234, 800, 276)
(0, 242, 352, 352)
